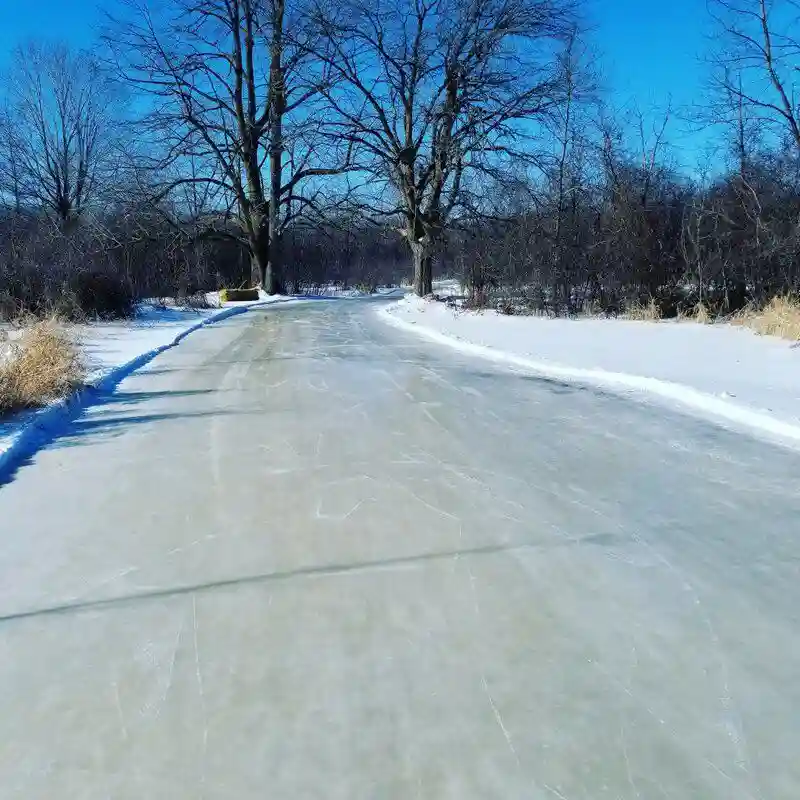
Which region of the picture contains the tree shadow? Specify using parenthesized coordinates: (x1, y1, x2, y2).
(52, 409, 246, 449)
(0, 386, 247, 489)
(89, 388, 223, 406)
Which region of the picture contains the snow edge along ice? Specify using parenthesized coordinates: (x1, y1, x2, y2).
(0, 300, 293, 487)
(376, 301, 800, 448)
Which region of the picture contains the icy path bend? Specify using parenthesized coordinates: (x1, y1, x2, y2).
(0, 299, 799, 799)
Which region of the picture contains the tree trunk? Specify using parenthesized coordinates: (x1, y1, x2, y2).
(265, 0, 285, 296)
(250, 226, 270, 290)
(266, 232, 284, 295)
(265, 135, 283, 294)
(410, 239, 433, 296)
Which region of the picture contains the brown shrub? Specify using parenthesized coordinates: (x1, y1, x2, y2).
(0, 320, 85, 414)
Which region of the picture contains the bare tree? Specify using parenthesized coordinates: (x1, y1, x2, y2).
(709, 0, 800, 154)
(108, 0, 353, 293)
(545, 28, 594, 304)
(0, 107, 24, 215)
(4, 43, 110, 226)
(315, 0, 575, 295)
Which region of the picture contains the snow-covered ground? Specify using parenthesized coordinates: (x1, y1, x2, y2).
(379, 295, 800, 447)
(431, 278, 464, 297)
(78, 305, 222, 381)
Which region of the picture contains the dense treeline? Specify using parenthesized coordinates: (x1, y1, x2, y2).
(446, 143, 800, 316)
(0, 207, 407, 318)
(1, 0, 800, 318)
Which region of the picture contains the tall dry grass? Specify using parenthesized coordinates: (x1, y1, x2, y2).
(624, 298, 662, 321)
(677, 301, 713, 324)
(0, 319, 85, 414)
(732, 296, 800, 341)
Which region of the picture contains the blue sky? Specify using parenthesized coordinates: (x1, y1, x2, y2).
(0, 0, 99, 56)
(590, 0, 709, 110)
(0, 0, 715, 170)
(588, 0, 714, 168)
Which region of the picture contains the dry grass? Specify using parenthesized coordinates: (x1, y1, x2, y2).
(0, 319, 85, 414)
(732, 295, 800, 341)
(625, 297, 662, 321)
(678, 301, 713, 324)
(693, 301, 712, 324)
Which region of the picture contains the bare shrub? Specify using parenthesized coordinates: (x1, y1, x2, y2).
(0, 226, 136, 321)
(62, 271, 136, 321)
(732, 296, 800, 341)
(0, 319, 85, 414)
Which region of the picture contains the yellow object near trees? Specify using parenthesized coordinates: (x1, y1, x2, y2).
(219, 288, 259, 303)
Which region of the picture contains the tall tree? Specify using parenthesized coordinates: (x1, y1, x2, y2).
(4, 43, 110, 226)
(0, 107, 24, 214)
(709, 0, 800, 155)
(546, 28, 593, 303)
(108, 0, 352, 293)
(315, 0, 576, 295)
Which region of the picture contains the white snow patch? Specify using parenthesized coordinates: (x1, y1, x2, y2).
(432, 279, 464, 297)
(78, 307, 218, 383)
(378, 296, 800, 446)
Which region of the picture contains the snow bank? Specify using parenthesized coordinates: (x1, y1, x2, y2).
(378, 296, 800, 446)
(0, 295, 304, 484)
(432, 279, 464, 297)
